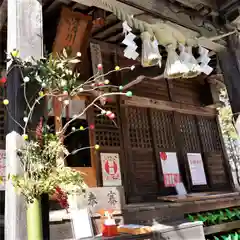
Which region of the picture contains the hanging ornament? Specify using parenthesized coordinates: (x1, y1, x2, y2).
(164, 44, 188, 79)
(0, 77, 6, 84)
(122, 21, 139, 60)
(0, 69, 6, 84)
(197, 46, 213, 75)
(141, 32, 162, 68)
(92, 89, 106, 106)
(179, 44, 201, 78)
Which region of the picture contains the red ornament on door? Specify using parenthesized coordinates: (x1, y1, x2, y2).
(105, 160, 118, 175)
(160, 152, 167, 161)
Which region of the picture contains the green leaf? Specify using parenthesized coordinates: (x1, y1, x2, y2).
(197, 213, 207, 223)
(231, 232, 238, 240)
(225, 209, 235, 219)
(187, 214, 195, 222)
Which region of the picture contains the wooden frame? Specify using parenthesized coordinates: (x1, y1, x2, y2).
(122, 95, 216, 117)
(52, 95, 97, 187)
(119, 100, 232, 202)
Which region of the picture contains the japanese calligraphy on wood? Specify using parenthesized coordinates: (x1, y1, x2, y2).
(53, 7, 92, 56)
(69, 187, 125, 215)
(87, 187, 125, 214)
(90, 42, 104, 82)
(100, 153, 122, 186)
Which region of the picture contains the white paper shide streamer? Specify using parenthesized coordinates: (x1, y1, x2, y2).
(122, 21, 139, 60)
(179, 44, 201, 78)
(197, 46, 213, 75)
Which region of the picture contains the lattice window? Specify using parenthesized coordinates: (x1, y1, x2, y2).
(95, 130, 120, 147)
(151, 110, 176, 150)
(128, 107, 152, 148)
(94, 102, 121, 147)
(198, 117, 221, 153)
(94, 103, 119, 129)
(179, 114, 201, 152)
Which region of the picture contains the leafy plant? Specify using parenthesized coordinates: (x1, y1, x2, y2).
(10, 120, 87, 204)
(4, 49, 134, 208)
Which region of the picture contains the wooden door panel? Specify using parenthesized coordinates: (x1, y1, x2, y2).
(72, 167, 97, 187)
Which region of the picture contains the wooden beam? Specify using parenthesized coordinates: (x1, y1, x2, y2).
(72, 0, 143, 16)
(0, 0, 7, 32)
(90, 38, 124, 54)
(93, 21, 122, 39)
(174, 0, 217, 12)
(73, 0, 226, 52)
(122, 95, 216, 116)
(44, 0, 62, 15)
(106, 31, 123, 42)
(122, 74, 164, 91)
(117, 0, 219, 37)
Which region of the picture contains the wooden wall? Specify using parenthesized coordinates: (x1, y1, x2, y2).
(89, 43, 231, 203)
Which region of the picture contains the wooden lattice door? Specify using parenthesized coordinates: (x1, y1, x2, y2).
(124, 106, 159, 202)
(176, 113, 209, 191)
(149, 109, 179, 195)
(197, 116, 230, 189)
(123, 105, 232, 202)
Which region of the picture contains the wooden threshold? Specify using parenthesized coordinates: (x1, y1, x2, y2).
(157, 192, 239, 203)
(204, 220, 240, 235)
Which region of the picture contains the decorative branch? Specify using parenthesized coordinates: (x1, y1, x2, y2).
(2, 48, 135, 205)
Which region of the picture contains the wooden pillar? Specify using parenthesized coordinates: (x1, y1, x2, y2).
(6, 0, 46, 239)
(207, 75, 239, 190)
(218, 34, 240, 116)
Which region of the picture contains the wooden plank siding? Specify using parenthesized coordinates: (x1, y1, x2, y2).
(88, 44, 231, 203)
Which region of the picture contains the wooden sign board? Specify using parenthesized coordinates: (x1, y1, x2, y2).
(66, 187, 125, 215)
(53, 7, 92, 56)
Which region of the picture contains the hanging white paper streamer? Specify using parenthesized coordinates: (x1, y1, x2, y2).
(197, 46, 213, 75)
(122, 21, 138, 60)
(179, 44, 201, 78)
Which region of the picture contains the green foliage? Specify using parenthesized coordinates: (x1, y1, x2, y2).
(210, 232, 240, 240)
(13, 48, 82, 94)
(10, 133, 86, 204)
(186, 208, 240, 226)
(218, 89, 239, 140)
